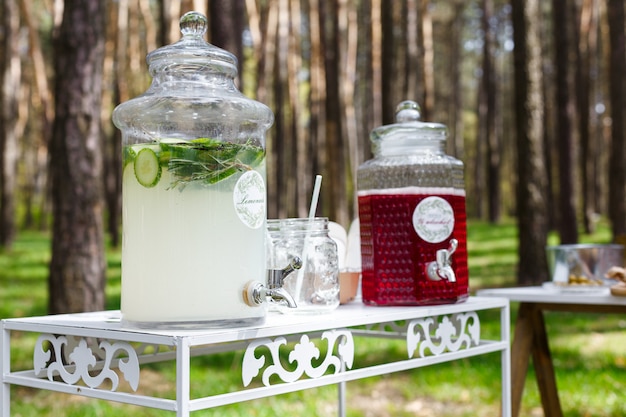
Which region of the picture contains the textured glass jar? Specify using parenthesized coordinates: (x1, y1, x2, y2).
(112, 12, 274, 328)
(267, 218, 340, 314)
(357, 100, 469, 306)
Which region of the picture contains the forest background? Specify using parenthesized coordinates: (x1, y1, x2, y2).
(0, 0, 625, 313)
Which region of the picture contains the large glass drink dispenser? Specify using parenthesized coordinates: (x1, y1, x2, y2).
(357, 100, 469, 305)
(112, 12, 280, 327)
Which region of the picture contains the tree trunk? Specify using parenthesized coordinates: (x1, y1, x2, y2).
(449, 2, 465, 160)
(512, 0, 550, 285)
(369, 0, 382, 131)
(380, 2, 414, 124)
(340, 0, 360, 220)
(48, 0, 107, 314)
(102, 0, 130, 248)
(307, 0, 325, 218)
(419, 0, 434, 120)
(474, 81, 486, 219)
(259, 0, 281, 218)
(482, 0, 500, 223)
(607, 0, 626, 240)
(273, 0, 294, 217)
(209, 0, 245, 88)
(552, 0, 578, 244)
(404, 0, 419, 101)
(381, 1, 395, 124)
(18, 0, 53, 232)
(159, 0, 181, 46)
(288, 0, 307, 217)
(320, 0, 347, 224)
(576, 0, 597, 234)
(0, 0, 22, 249)
(541, 5, 556, 231)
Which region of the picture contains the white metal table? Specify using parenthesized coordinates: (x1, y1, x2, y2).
(478, 286, 626, 417)
(2, 296, 511, 416)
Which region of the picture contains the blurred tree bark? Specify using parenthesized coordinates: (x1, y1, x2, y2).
(273, 0, 294, 217)
(480, 0, 500, 223)
(18, 0, 53, 232)
(102, 0, 125, 248)
(257, 0, 281, 217)
(381, 1, 396, 125)
(48, 0, 107, 314)
(369, 0, 382, 131)
(0, 0, 22, 249)
(419, 0, 434, 120)
(209, 0, 245, 87)
(512, 0, 549, 286)
(478, 0, 502, 223)
(448, 1, 466, 160)
(552, 0, 578, 244)
(381, 1, 431, 123)
(607, 0, 626, 241)
(159, 0, 181, 46)
(288, 0, 307, 216)
(576, 0, 598, 234)
(320, 0, 348, 224)
(340, 0, 360, 217)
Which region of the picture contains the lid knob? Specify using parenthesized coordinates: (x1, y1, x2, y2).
(180, 11, 208, 38)
(395, 100, 421, 123)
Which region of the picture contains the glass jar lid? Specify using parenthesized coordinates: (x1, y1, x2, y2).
(112, 11, 273, 144)
(370, 100, 447, 155)
(147, 11, 237, 78)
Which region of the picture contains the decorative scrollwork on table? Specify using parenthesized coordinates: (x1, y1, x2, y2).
(242, 329, 354, 387)
(406, 312, 480, 358)
(33, 334, 140, 391)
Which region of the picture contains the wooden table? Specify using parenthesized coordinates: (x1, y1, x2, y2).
(477, 286, 626, 417)
(2, 297, 511, 417)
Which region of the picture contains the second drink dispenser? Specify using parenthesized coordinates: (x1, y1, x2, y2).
(357, 100, 469, 306)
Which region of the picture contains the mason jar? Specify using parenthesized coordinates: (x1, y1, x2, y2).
(267, 218, 340, 314)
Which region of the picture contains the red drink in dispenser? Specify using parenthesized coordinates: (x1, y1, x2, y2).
(358, 190, 468, 305)
(357, 101, 469, 305)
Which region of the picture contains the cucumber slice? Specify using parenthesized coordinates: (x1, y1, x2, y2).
(123, 146, 136, 169)
(134, 148, 162, 187)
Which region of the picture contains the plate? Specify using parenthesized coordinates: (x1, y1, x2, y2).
(542, 282, 610, 294)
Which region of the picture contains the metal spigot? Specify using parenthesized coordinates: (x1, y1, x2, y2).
(426, 239, 458, 283)
(243, 257, 302, 308)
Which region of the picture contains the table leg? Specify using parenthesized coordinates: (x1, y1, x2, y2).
(512, 302, 564, 417)
(501, 301, 512, 417)
(529, 305, 563, 417)
(338, 381, 346, 417)
(511, 303, 534, 417)
(176, 338, 191, 417)
(1, 326, 10, 417)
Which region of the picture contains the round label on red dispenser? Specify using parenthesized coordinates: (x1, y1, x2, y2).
(412, 196, 455, 243)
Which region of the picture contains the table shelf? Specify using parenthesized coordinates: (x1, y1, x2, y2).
(2, 296, 511, 417)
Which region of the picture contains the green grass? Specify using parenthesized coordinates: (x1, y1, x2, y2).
(1, 220, 625, 416)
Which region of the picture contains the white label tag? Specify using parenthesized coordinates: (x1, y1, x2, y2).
(412, 196, 455, 243)
(233, 171, 266, 229)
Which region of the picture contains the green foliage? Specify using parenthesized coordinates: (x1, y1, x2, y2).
(1, 222, 625, 416)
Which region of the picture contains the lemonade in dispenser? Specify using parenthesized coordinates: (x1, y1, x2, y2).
(112, 12, 290, 327)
